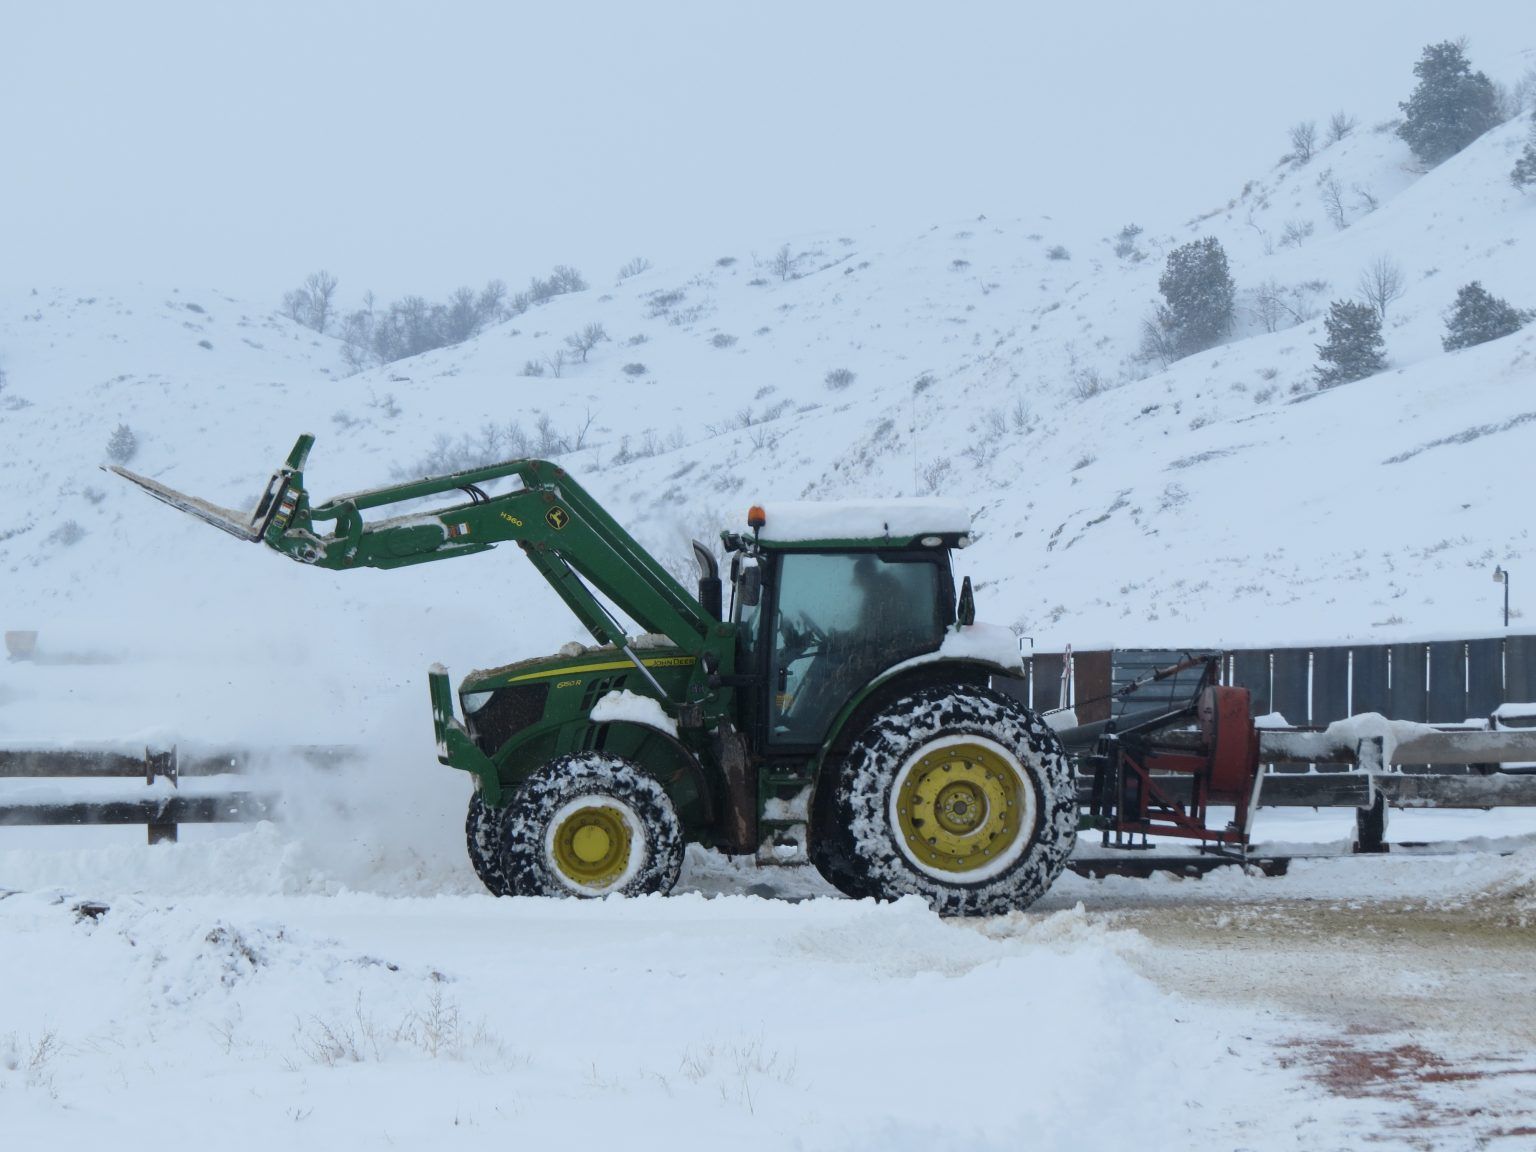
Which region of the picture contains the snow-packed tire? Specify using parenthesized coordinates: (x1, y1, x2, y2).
(823, 685, 1076, 915)
(466, 791, 513, 896)
(500, 753, 684, 899)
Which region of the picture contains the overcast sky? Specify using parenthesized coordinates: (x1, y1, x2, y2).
(3, 2, 1531, 303)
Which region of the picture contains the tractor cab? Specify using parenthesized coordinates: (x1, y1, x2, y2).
(723, 501, 972, 750)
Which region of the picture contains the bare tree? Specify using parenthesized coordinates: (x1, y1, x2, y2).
(1357, 256, 1406, 321)
(1244, 211, 1274, 257)
(1247, 279, 1323, 333)
(1317, 169, 1347, 229)
(534, 413, 568, 456)
(305, 270, 338, 334)
(543, 349, 567, 378)
(1326, 111, 1358, 144)
(477, 279, 508, 323)
(616, 257, 652, 281)
(564, 322, 608, 362)
(339, 310, 372, 372)
(442, 286, 481, 344)
(569, 408, 595, 451)
(1279, 219, 1314, 248)
(768, 243, 799, 281)
(548, 265, 587, 294)
(281, 288, 309, 325)
(1138, 316, 1177, 367)
(1511, 66, 1536, 116)
(1289, 120, 1318, 163)
(1248, 281, 1289, 334)
(282, 269, 339, 334)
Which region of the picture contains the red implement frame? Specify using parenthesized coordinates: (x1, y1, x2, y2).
(1089, 655, 1265, 851)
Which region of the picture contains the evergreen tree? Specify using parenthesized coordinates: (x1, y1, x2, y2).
(106, 424, 138, 465)
(1314, 301, 1386, 386)
(1154, 237, 1236, 360)
(1442, 282, 1529, 351)
(1397, 40, 1499, 166)
(1513, 114, 1536, 190)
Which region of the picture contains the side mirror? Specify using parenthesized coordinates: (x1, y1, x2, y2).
(957, 575, 975, 627)
(740, 564, 762, 608)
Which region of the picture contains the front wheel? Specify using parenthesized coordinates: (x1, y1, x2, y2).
(466, 791, 512, 896)
(820, 685, 1076, 915)
(500, 753, 684, 898)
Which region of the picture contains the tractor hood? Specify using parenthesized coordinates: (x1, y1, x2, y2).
(463, 636, 697, 694)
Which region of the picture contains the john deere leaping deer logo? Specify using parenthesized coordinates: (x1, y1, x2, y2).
(545, 506, 570, 531)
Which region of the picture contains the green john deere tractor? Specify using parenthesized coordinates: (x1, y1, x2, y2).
(113, 435, 1076, 913)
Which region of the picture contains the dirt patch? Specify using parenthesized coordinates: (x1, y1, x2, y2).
(1279, 1033, 1536, 1147)
(1091, 893, 1536, 1148)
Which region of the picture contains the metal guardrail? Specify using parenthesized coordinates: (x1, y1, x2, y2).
(0, 744, 357, 843)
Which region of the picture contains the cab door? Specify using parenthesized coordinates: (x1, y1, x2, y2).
(765, 552, 948, 746)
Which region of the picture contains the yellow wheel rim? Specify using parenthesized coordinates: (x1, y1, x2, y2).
(893, 739, 1030, 878)
(550, 802, 634, 890)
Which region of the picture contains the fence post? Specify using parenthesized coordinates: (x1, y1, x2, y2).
(1353, 780, 1389, 854)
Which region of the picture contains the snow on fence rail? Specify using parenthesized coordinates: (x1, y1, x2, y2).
(0, 744, 358, 843)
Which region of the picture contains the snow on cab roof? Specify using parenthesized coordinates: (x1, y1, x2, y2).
(754, 499, 971, 543)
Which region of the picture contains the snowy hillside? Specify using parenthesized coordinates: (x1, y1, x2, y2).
(5, 114, 1533, 681)
(1, 106, 1530, 875)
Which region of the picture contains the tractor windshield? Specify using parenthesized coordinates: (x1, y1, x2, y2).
(768, 552, 946, 745)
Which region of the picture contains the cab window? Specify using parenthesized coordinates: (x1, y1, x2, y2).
(768, 553, 944, 745)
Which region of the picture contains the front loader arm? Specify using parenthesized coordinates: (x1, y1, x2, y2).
(113, 435, 721, 660)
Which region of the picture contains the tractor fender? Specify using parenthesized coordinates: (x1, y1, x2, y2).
(587, 720, 717, 828)
(823, 657, 1009, 758)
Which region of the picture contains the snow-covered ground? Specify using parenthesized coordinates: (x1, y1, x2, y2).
(5, 51, 1536, 1150)
(3, 817, 1535, 1150)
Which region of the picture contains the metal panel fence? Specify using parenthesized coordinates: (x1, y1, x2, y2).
(1029, 634, 1535, 747)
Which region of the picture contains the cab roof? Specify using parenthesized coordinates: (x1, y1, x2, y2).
(749, 499, 971, 549)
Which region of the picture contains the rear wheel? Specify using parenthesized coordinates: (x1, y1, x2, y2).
(501, 753, 684, 898)
(820, 685, 1076, 915)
